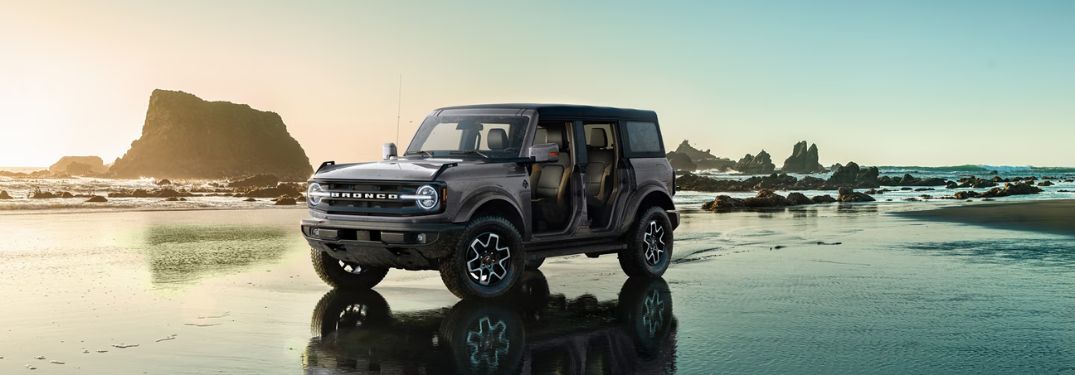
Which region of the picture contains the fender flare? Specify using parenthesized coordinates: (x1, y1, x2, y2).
(618, 184, 675, 233)
(455, 187, 530, 239)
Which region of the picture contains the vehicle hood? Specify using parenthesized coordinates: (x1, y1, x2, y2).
(312, 158, 473, 181)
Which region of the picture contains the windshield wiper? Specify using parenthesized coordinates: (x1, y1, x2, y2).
(449, 150, 490, 159)
(407, 150, 434, 158)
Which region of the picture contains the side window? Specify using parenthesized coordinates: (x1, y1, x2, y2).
(584, 123, 615, 149)
(623, 121, 664, 157)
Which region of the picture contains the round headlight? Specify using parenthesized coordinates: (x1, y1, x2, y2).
(308, 183, 325, 206)
(415, 185, 438, 210)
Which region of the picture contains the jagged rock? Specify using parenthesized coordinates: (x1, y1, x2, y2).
(274, 196, 297, 206)
(734, 150, 775, 174)
(666, 140, 736, 171)
(1039, 180, 1054, 186)
(786, 192, 812, 205)
(85, 196, 108, 203)
(812, 195, 837, 203)
(781, 141, 826, 174)
(743, 189, 790, 207)
(828, 162, 879, 188)
(945, 181, 958, 189)
(837, 187, 875, 202)
(0, 190, 11, 199)
(49, 156, 108, 176)
(109, 89, 312, 180)
(666, 152, 696, 171)
(156, 179, 172, 185)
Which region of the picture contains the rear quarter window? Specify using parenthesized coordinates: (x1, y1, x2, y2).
(623, 121, 665, 158)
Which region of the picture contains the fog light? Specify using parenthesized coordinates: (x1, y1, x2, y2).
(311, 228, 320, 237)
(416, 233, 427, 243)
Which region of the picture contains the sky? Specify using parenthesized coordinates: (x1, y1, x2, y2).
(1, 0, 1074, 168)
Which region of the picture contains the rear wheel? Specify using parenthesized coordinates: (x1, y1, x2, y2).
(618, 207, 673, 278)
(311, 248, 390, 290)
(440, 216, 526, 299)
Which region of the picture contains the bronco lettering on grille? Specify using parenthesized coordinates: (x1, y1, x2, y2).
(329, 192, 400, 200)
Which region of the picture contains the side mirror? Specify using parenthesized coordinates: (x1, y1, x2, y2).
(528, 143, 560, 163)
(382, 143, 397, 160)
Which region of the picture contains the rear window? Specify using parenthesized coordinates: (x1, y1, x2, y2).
(623, 121, 664, 157)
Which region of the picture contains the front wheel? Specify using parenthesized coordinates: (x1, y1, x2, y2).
(440, 216, 526, 299)
(311, 248, 390, 290)
(618, 207, 673, 278)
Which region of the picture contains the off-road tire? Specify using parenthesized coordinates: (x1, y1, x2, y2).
(310, 288, 392, 338)
(440, 216, 526, 299)
(618, 207, 673, 278)
(525, 257, 545, 270)
(311, 248, 390, 290)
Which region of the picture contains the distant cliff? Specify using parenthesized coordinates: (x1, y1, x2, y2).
(49, 156, 108, 176)
(109, 90, 312, 180)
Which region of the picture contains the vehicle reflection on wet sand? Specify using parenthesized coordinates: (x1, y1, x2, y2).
(304, 272, 676, 374)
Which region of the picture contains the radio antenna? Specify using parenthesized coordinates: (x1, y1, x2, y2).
(395, 74, 403, 145)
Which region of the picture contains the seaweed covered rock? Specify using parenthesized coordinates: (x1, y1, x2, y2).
(110, 89, 312, 180)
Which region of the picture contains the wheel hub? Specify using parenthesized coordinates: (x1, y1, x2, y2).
(467, 232, 511, 286)
(642, 220, 666, 266)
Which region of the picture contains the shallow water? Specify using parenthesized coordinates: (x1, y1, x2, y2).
(0, 205, 1073, 374)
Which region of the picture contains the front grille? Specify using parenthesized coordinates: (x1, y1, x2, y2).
(314, 180, 439, 216)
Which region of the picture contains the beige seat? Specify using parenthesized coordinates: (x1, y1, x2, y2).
(530, 127, 571, 225)
(586, 128, 614, 206)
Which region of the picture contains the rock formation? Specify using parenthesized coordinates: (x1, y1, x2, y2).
(0, 190, 12, 199)
(735, 150, 775, 174)
(665, 140, 735, 171)
(828, 162, 880, 188)
(837, 187, 876, 202)
(780, 141, 826, 174)
(109, 89, 312, 180)
(49, 156, 108, 176)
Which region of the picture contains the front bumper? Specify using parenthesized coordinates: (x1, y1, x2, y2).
(301, 217, 463, 270)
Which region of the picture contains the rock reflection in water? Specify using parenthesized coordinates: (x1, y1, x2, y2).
(143, 225, 290, 284)
(304, 272, 677, 374)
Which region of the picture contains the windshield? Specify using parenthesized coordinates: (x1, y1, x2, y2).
(405, 115, 529, 159)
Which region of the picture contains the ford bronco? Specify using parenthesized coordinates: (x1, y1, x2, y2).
(302, 104, 678, 299)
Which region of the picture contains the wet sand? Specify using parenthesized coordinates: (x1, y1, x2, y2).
(1, 206, 1073, 374)
(897, 199, 1075, 236)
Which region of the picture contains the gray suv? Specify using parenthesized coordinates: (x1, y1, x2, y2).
(302, 104, 678, 299)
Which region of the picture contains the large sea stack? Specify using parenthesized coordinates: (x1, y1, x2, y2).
(110, 90, 312, 180)
(781, 141, 826, 174)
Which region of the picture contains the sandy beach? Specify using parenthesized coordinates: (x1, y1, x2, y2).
(1, 204, 1073, 374)
(898, 199, 1075, 237)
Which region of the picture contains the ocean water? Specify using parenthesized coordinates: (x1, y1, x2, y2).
(1, 203, 1073, 373)
(679, 166, 1075, 209)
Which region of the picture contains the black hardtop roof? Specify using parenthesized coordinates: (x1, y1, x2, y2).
(435, 103, 658, 122)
